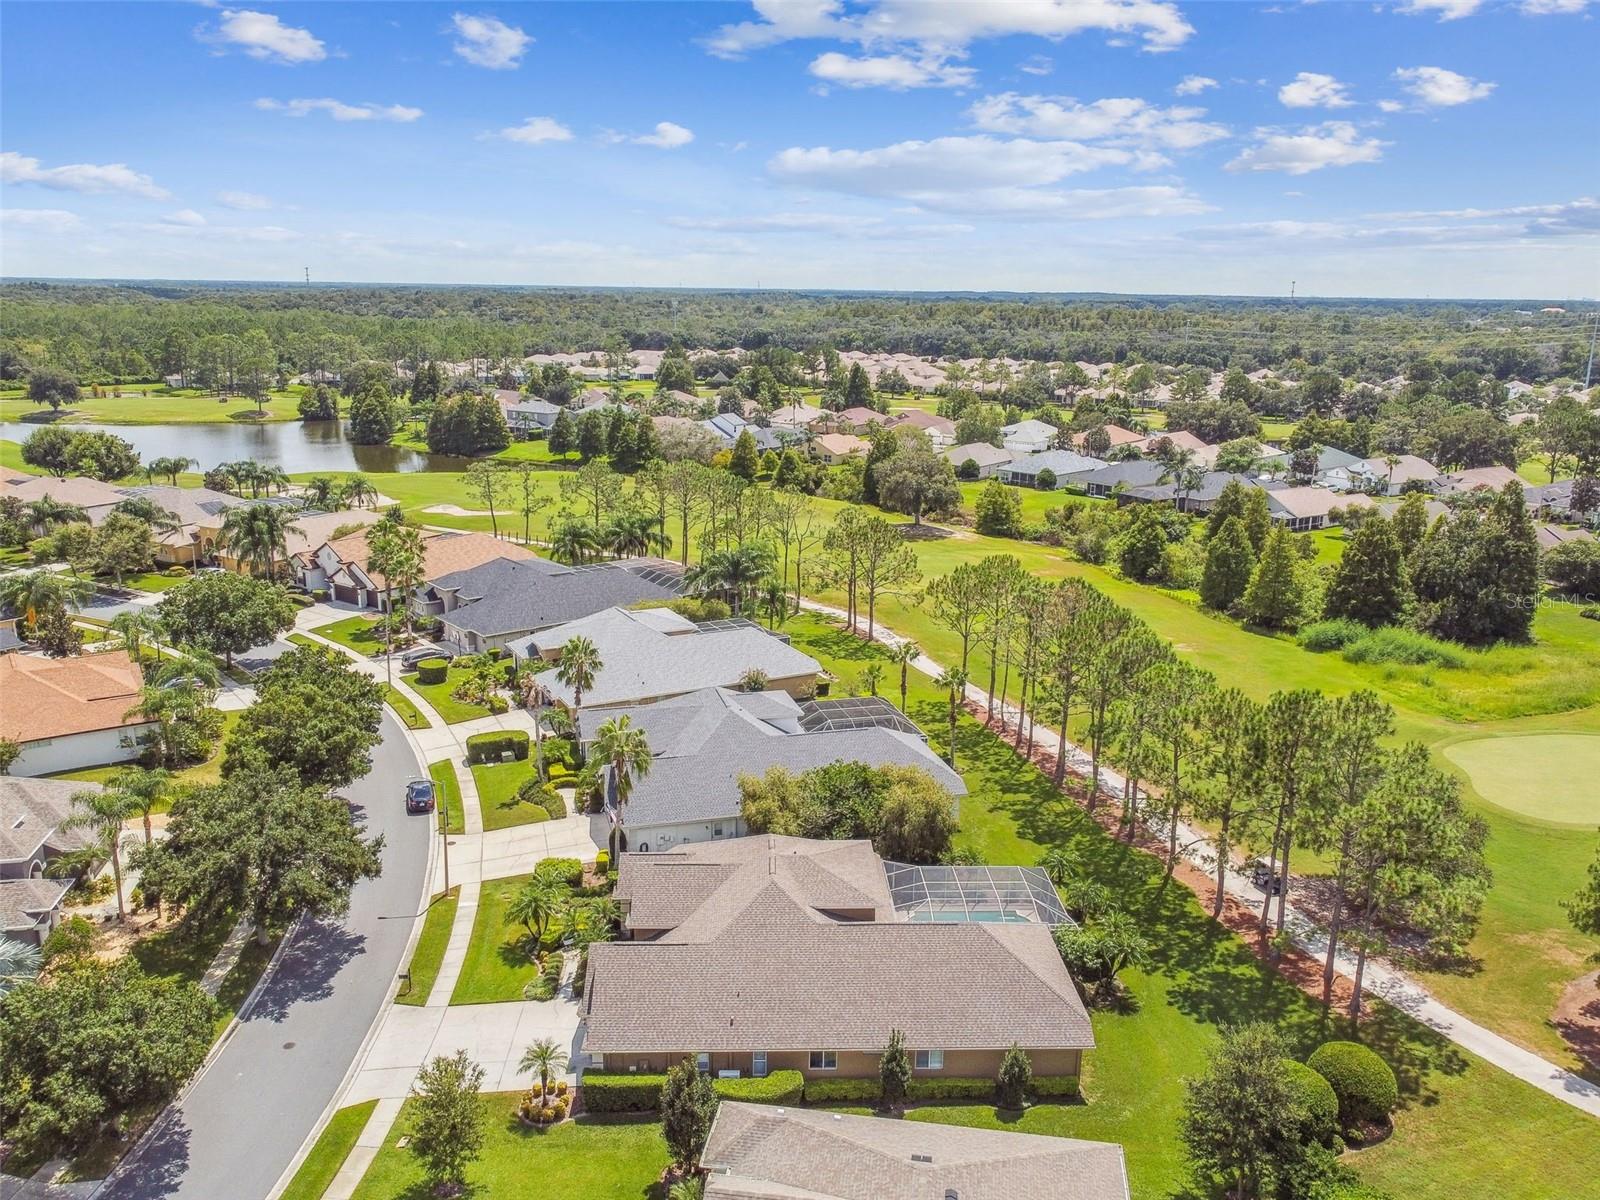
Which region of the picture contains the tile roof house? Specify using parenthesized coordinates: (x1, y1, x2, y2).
(0, 649, 155, 777)
(1, 777, 97, 946)
(1000, 450, 1104, 489)
(576, 686, 964, 852)
(509, 606, 822, 708)
(700, 1102, 1130, 1200)
(1000, 419, 1059, 455)
(943, 443, 1013, 479)
(1265, 486, 1373, 531)
(583, 835, 1094, 1085)
(285, 508, 385, 587)
(432, 556, 683, 652)
(1432, 465, 1525, 496)
(314, 530, 538, 611)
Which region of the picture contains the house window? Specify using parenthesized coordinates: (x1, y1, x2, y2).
(712, 823, 725, 838)
(696, 1053, 711, 1074)
(752, 1050, 768, 1078)
(808, 1051, 837, 1071)
(915, 1050, 944, 1071)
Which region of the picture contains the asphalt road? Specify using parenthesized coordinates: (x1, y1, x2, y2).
(100, 712, 432, 1200)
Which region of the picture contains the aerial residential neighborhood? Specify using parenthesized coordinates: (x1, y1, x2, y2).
(1, 3, 1598, 1200)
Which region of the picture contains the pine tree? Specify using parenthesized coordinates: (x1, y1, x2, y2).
(1205, 479, 1249, 540)
(1199, 515, 1255, 612)
(1119, 504, 1169, 582)
(1480, 482, 1541, 643)
(1243, 525, 1308, 630)
(862, 429, 898, 505)
(347, 384, 396, 445)
(1242, 486, 1273, 553)
(577, 411, 607, 461)
(728, 428, 759, 481)
(548, 408, 576, 458)
(844, 363, 872, 408)
(1324, 517, 1407, 627)
(879, 1029, 912, 1110)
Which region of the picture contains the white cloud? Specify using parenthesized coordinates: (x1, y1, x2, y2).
(1393, 66, 1495, 107)
(1397, 0, 1484, 18)
(1174, 74, 1217, 96)
(1277, 72, 1354, 108)
(1225, 122, 1385, 175)
(1377, 99, 1405, 113)
(451, 13, 530, 69)
(705, 0, 1194, 59)
(809, 51, 975, 89)
(255, 98, 424, 122)
(1019, 54, 1054, 76)
(216, 190, 273, 211)
(163, 209, 207, 227)
(968, 92, 1227, 150)
(667, 212, 974, 238)
(0, 151, 169, 199)
(1518, 0, 1590, 12)
(1, 209, 82, 233)
(204, 9, 326, 64)
(634, 121, 695, 149)
(496, 116, 575, 144)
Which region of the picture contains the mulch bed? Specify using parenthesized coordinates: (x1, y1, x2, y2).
(1552, 970, 1600, 1074)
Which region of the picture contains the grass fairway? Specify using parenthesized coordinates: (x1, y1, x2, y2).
(397, 888, 459, 1007)
(450, 871, 569, 1005)
(1440, 733, 1600, 825)
(350, 1104, 667, 1200)
(0, 386, 305, 424)
(278, 1100, 378, 1200)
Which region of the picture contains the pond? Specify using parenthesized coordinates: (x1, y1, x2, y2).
(0, 418, 469, 475)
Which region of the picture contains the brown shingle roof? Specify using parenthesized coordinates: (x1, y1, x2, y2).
(0, 650, 150, 744)
(324, 529, 537, 587)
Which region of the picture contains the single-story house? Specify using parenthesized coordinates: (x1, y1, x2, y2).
(701, 412, 787, 453)
(822, 406, 891, 434)
(888, 409, 956, 449)
(1070, 423, 1145, 455)
(578, 686, 964, 852)
(1432, 465, 1526, 496)
(1000, 449, 1104, 489)
(0, 474, 127, 530)
(943, 443, 1012, 479)
(1132, 428, 1209, 457)
(0, 649, 155, 777)
(1256, 444, 1362, 483)
(768, 402, 824, 431)
(508, 606, 821, 708)
(810, 432, 870, 465)
(1536, 524, 1595, 552)
(700, 1102, 1130, 1200)
(1059, 459, 1167, 498)
(1328, 454, 1440, 496)
(1, 777, 97, 946)
(506, 399, 563, 435)
(313, 529, 538, 612)
(584, 835, 1093, 1085)
(1000, 419, 1058, 456)
(434, 556, 682, 653)
(1119, 471, 1262, 514)
(1265, 486, 1373, 532)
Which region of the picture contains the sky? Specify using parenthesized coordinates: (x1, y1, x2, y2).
(1, 0, 1597, 299)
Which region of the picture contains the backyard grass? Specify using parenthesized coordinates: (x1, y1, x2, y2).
(113, 570, 192, 593)
(277, 1100, 379, 1200)
(428, 758, 466, 836)
(349, 1104, 668, 1200)
(450, 870, 570, 1005)
(49, 710, 240, 801)
(0, 387, 305, 425)
(471, 758, 551, 831)
(397, 888, 460, 1007)
(781, 611, 1600, 1199)
(400, 665, 497, 724)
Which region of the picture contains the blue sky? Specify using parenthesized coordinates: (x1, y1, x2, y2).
(1, 0, 1596, 297)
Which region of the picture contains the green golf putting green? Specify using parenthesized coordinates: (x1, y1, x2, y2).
(1441, 733, 1600, 826)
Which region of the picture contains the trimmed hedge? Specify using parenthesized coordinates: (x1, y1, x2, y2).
(580, 1072, 665, 1113)
(1029, 1075, 1081, 1099)
(907, 1076, 994, 1101)
(1307, 1041, 1398, 1125)
(539, 788, 568, 819)
(465, 729, 529, 764)
(415, 658, 449, 685)
(714, 1071, 804, 1105)
(1283, 1059, 1339, 1144)
(535, 857, 584, 888)
(523, 951, 565, 1002)
(803, 1077, 881, 1104)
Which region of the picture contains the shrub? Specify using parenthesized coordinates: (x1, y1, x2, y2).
(1283, 1058, 1340, 1144)
(487, 694, 509, 714)
(1583, 605, 1600, 622)
(517, 777, 566, 819)
(713, 1070, 804, 1105)
(1340, 627, 1466, 668)
(1029, 1074, 1080, 1099)
(1296, 618, 1367, 652)
(539, 791, 567, 819)
(40, 915, 97, 964)
(594, 850, 610, 874)
(996, 1044, 1032, 1109)
(162, 565, 188, 578)
(415, 658, 449, 685)
(1035, 467, 1057, 490)
(1307, 1041, 1398, 1125)
(581, 1072, 669, 1112)
(522, 950, 565, 1002)
(907, 1076, 995, 1101)
(535, 856, 583, 887)
(1544, 539, 1600, 597)
(288, 593, 315, 608)
(465, 729, 529, 764)
(803, 1077, 881, 1104)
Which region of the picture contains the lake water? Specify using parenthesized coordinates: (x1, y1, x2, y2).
(0, 418, 470, 475)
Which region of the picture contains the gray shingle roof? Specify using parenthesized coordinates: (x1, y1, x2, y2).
(1003, 449, 1105, 478)
(1119, 471, 1257, 505)
(1060, 460, 1165, 489)
(0, 878, 71, 933)
(701, 1103, 1130, 1200)
(0, 777, 95, 864)
(438, 558, 682, 638)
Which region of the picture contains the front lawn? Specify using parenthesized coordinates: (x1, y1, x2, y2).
(383, 685, 430, 731)
(310, 615, 385, 657)
(398, 888, 459, 1007)
(349, 1103, 667, 1200)
(279, 1100, 378, 1200)
(450, 871, 571, 1005)
(428, 758, 465, 836)
(49, 709, 240, 801)
(471, 758, 551, 831)
(113, 570, 192, 593)
(400, 665, 498, 724)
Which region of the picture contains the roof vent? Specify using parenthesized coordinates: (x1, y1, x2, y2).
(945, 1191, 959, 1200)
(911, 1154, 933, 1164)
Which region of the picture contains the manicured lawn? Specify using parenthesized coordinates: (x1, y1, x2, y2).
(310, 615, 385, 656)
(384, 685, 430, 731)
(400, 666, 497, 724)
(781, 611, 1600, 1199)
(450, 871, 570, 1005)
(1439, 732, 1600, 825)
(471, 758, 550, 831)
(428, 758, 465, 836)
(277, 1100, 379, 1200)
(350, 1103, 668, 1200)
(113, 570, 192, 592)
(398, 888, 459, 1007)
(0, 387, 305, 424)
(49, 710, 240, 802)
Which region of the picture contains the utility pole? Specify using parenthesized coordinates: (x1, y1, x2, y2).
(440, 783, 451, 893)
(304, 267, 310, 285)
(1584, 310, 1598, 391)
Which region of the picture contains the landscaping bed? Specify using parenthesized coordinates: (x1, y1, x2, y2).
(449, 870, 577, 1005)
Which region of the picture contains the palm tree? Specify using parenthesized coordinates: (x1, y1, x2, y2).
(574, 894, 621, 942)
(858, 663, 883, 697)
(64, 785, 136, 922)
(342, 474, 378, 508)
(889, 640, 919, 714)
(303, 475, 339, 509)
(147, 456, 194, 486)
(666, 1179, 704, 1200)
(0, 940, 42, 997)
(518, 1037, 569, 1095)
(0, 570, 91, 636)
(1038, 847, 1080, 888)
(113, 496, 183, 542)
(551, 518, 600, 565)
(263, 465, 290, 495)
(218, 502, 300, 578)
(760, 580, 789, 629)
(505, 876, 565, 947)
(24, 496, 86, 533)
(603, 511, 661, 559)
(934, 666, 968, 768)
(686, 544, 774, 616)
(555, 636, 602, 711)
(108, 609, 164, 661)
(146, 644, 222, 698)
(592, 715, 652, 856)
(107, 766, 170, 846)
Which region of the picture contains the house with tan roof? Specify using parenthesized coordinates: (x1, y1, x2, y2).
(1265, 486, 1373, 532)
(309, 529, 537, 611)
(809, 432, 870, 465)
(700, 1102, 1130, 1200)
(0, 474, 127, 528)
(768, 402, 824, 431)
(1070, 424, 1145, 455)
(888, 409, 956, 448)
(943, 442, 1012, 479)
(583, 835, 1092, 1085)
(1432, 465, 1525, 497)
(0, 649, 155, 777)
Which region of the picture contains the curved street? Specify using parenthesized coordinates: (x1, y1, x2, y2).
(97, 711, 432, 1200)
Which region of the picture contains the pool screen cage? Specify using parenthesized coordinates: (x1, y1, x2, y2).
(882, 862, 1074, 927)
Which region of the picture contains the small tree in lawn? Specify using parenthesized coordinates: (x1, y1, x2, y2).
(1179, 1023, 1309, 1200)
(518, 1036, 568, 1099)
(997, 1043, 1032, 1109)
(661, 1056, 719, 1172)
(889, 639, 919, 713)
(934, 665, 967, 768)
(879, 1028, 912, 1111)
(409, 1050, 485, 1198)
